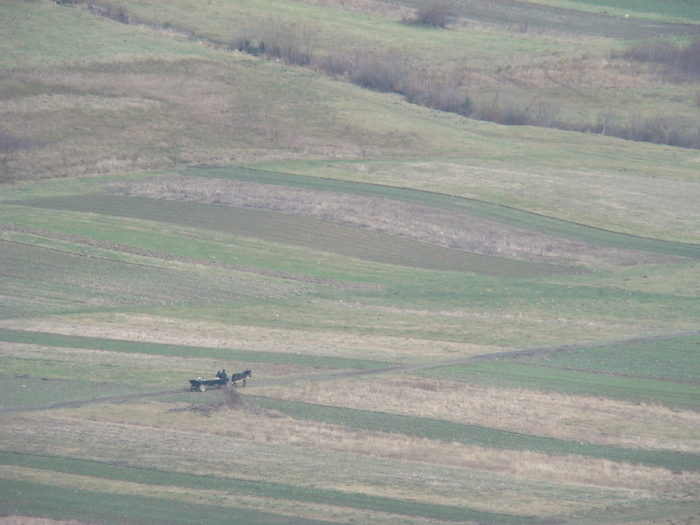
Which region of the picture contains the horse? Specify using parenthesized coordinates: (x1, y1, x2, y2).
(231, 370, 252, 387)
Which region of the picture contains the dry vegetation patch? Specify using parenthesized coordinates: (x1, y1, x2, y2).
(12, 401, 700, 498)
(320, 160, 700, 243)
(0, 518, 95, 525)
(3, 409, 692, 516)
(256, 378, 700, 453)
(0, 314, 499, 362)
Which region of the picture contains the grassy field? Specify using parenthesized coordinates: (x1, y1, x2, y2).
(1, 0, 700, 524)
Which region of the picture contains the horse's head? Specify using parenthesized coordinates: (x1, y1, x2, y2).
(244, 370, 252, 377)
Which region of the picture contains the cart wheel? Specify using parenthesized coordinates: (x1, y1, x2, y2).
(199, 384, 206, 392)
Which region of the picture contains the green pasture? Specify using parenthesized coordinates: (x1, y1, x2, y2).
(0, 203, 397, 284)
(3, 191, 699, 348)
(0, 375, 146, 411)
(516, 334, 700, 382)
(12, 194, 575, 277)
(0, 1, 213, 69)
(0, 478, 338, 525)
(423, 360, 699, 411)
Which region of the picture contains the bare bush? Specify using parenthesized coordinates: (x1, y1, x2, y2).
(403, 74, 472, 115)
(316, 52, 354, 76)
(56, 0, 130, 24)
(679, 37, 700, 77)
(229, 19, 317, 67)
(348, 50, 408, 93)
(89, 1, 130, 24)
(623, 36, 700, 78)
(622, 40, 679, 64)
(473, 89, 535, 126)
(406, 4, 457, 29)
(625, 112, 700, 148)
(0, 130, 42, 155)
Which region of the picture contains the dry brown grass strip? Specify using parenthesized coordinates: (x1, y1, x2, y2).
(1, 314, 498, 362)
(0, 518, 93, 525)
(256, 377, 700, 453)
(16, 403, 699, 497)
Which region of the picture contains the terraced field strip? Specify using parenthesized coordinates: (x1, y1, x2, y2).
(0, 328, 389, 370)
(0, 452, 538, 524)
(0, 478, 336, 525)
(14, 195, 578, 277)
(424, 360, 700, 411)
(250, 397, 700, 472)
(4, 328, 697, 413)
(514, 334, 700, 383)
(192, 166, 700, 259)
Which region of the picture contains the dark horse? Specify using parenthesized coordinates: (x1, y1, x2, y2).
(231, 370, 252, 387)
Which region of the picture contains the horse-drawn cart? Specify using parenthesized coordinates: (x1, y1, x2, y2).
(189, 377, 229, 392)
(188, 370, 251, 391)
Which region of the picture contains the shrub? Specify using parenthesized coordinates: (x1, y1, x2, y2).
(408, 4, 457, 29)
(623, 36, 700, 78)
(679, 37, 700, 76)
(349, 51, 408, 93)
(229, 20, 317, 67)
(403, 75, 472, 116)
(90, 2, 130, 24)
(316, 52, 354, 76)
(0, 130, 43, 155)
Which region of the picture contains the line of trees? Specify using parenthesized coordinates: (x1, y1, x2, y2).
(228, 20, 700, 149)
(622, 37, 700, 79)
(52, 1, 700, 150)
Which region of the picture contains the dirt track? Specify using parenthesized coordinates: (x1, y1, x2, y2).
(2, 330, 696, 415)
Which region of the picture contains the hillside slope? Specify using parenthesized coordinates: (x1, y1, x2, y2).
(1, 1, 699, 524)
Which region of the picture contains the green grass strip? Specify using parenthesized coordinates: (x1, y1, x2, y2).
(16, 195, 577, 277)
(0, 327, 389, 370)
(424, 360, 700, 411)
(250, 397, 700, 472)
(193, 165, 700, 259)
(514, 335, 700, 383)
(0, 452, 538, 524)
(0, 477, 335, 525)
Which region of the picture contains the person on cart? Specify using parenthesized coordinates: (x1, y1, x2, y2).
(215, 369, 227, 380)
